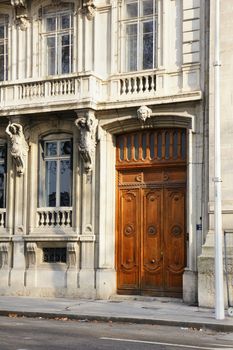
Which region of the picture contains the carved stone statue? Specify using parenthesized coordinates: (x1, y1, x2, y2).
(82, 0, 96, 20)
(6, 122, 29, 176)
(11, 0, 29, 31)
(11, 0, 27, 7)
(137, 105, 152, 122)
(75, 112, 98, 172)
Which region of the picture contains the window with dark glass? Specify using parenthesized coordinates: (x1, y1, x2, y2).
(39, 138, 73, 208)
(42, 5, 73, 75)
(0, 15, 8, 81)
(124, 0, 157, 71)
(0, 143, 7, 209)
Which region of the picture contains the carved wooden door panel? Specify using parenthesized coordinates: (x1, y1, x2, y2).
(141, 189, 163, 292)
(163, 188, 186, 293)
(117, 189, 140, 292)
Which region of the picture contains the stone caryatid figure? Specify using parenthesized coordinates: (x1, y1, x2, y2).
(137, 105, 152, 122)
(11, 0, 29, 31)
(75, 112, 98, 172)
(6, 122, 29, 176)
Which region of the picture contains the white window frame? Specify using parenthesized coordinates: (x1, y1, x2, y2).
(0, 15, 9, 81)
(39, 134, 73, 208)
(41, 5, 74, 76)
(121, 0, 162, 72)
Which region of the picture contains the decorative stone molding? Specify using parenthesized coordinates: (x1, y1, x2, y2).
(11, 0, 29, 31)
(82, 0, 96, 20)
(137, 105, 152, 122)
(11, 0, 27, 7)
(51, 0, 62, 5)
(0, 243, 9, 268)
(6, 122, 29, 176)
(26, 242, 37, 267)
(67, 242, 77, 268)
(75, 111, 98, 172)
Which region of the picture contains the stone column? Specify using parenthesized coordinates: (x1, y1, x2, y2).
(75, 110, 98, 298)
(5, 119, 29, 291)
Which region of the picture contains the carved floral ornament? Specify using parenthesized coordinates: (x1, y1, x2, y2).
(5, 122, 29, 176)
(75, 111, 98, 173)
(137, 105, 152, 122)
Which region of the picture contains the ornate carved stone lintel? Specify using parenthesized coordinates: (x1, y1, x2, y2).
(75, 111, 98, 173)
(67, 242, 77, 268)
(0, 243, 9, 268)
(82, 0, 96, 20)
(26, 242, 37, 267)
(5, 122, 29, 176)
(137, 105, 152, 122)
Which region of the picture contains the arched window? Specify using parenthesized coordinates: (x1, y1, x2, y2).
(39, 134, 73, 208)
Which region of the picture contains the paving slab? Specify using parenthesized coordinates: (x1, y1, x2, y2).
(0, 295, 233, 332)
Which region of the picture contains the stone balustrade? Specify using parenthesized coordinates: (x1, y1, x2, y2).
(37, 207, 72, 229)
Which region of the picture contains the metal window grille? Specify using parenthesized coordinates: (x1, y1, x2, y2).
(43, 247, 67, 263)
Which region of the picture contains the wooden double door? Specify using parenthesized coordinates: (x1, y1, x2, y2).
(116, 167, 186, 297)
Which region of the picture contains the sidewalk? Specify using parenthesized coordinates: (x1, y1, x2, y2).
(0, 295, 233, 332)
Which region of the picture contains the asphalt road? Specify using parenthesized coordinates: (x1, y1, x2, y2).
(0, 316, 233, 350)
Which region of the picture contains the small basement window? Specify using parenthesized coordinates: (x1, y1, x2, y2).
(43, 247, 66, 263)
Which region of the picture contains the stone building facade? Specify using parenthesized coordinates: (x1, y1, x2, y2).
(0, 0, 222, 306)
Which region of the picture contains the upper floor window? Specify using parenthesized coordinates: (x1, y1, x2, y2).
(124, 0, 157, 72)
(0, 142, 7, 208)
(42, 5, 73, 75)
(0, 15, 8, 81)
(39, 136, 73, 208)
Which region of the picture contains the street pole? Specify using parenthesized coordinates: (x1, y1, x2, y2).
(213, 0, 225, 320)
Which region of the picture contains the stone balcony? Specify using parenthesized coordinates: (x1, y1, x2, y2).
(0, 67, 202, 116)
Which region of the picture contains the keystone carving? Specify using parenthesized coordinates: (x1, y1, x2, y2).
(11, 0, 29, 31)
(67, 242, 77, 268)
(137, 105, 152, 122)
(6, 122, 29, 176)
(75, 111, 98, 172)
(0, 243, 9, 268)
(82, 0, 96, 20)
(26, 242, 37, 267)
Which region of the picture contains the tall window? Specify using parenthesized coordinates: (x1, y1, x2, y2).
(39, 137, 73, 208)
(0, 143, 7, 209)
(42, 5, 73, 75)
(124, 0, 157, 71)
(0, 15, 8, 81)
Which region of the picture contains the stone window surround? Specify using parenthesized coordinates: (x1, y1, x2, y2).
(120, 0, 163, 73)
(40, 2, 74, 76)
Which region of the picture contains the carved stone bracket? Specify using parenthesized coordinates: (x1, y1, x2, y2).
(0, 243, 9, 268)
(6, 122, 29, 176)
(26, 242, 37, 267)
(75, 111, 98, 173)
(11, 0, 29, 31)
(137, 105, 152, 122)
(82, 0, 96, 20)
(67, 242, 77, 268)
